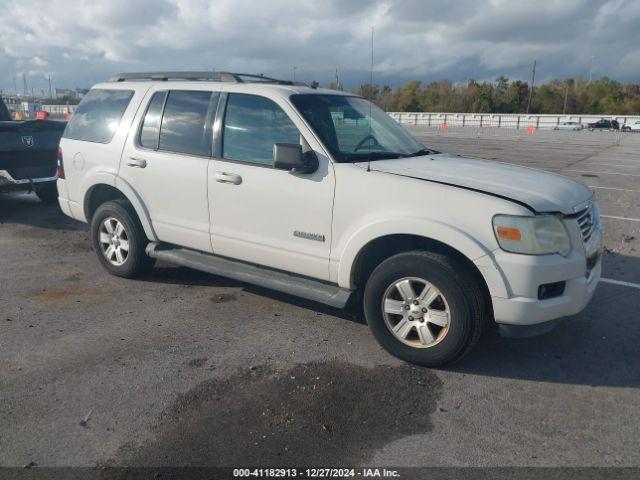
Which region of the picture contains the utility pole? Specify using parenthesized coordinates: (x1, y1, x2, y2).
(48, 75, 52, 99)
(526, 59, 536, 114)
(13, 76, 17, 95)
(562, 81, 569, 115)
(23, 73, 28, 97)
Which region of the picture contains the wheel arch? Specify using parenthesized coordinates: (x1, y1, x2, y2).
(350, 233, 491, 305)
(84, 181, 158, 241)
(337, 218, 508, 312)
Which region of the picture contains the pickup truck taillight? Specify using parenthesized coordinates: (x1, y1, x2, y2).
(56, 148, 65, 179)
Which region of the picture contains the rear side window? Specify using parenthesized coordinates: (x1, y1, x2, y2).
(159, 90, 215, 156)
(223, 94, 299, 165)
(63, 89, 134, 143)
(139, 91, 167, 149)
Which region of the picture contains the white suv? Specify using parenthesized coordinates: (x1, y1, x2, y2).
(57, 71, 602, 366)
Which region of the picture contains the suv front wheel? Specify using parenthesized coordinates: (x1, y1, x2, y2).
(364, 251, 484, 367)
(90, 199, 155, 278)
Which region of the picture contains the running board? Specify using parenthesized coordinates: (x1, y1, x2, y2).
(146, 243, 353, 308)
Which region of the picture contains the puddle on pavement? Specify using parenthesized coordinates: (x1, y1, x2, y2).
(109, 360, 442, 466)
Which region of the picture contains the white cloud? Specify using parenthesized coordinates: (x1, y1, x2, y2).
(0, 0, 638, 92)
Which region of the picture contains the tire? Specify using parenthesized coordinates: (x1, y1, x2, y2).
(363, 251, 484, 367)
(90, 199, 155, 278)
(35, 183, 59, 204)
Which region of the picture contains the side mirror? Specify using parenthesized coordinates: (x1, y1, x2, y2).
(273, 143, 318, 174)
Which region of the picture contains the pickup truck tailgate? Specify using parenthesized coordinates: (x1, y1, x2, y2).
(0, 120, 66, 180)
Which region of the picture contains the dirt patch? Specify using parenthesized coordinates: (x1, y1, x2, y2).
(209, 293, 237, 304)
(186, 358, 209, 368)
(109, 360, 442, 466)
(36, 286, 89, 301)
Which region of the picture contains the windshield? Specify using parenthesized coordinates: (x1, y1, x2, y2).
(290, 94, 429, 162)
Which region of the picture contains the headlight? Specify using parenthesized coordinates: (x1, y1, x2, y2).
(493, 214, 571, 256)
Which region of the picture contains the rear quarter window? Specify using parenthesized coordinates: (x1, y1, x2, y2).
(63, 89, 134, 143)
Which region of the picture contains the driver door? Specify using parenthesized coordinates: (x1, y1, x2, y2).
(208, 93, 335, 281)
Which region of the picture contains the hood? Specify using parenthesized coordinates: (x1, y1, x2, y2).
(357, 153, 593, 214)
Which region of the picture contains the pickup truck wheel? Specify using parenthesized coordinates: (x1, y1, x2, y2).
(90, 200, 154, 278)
(364, 251, 484, 367)
(35, 184, 59, 204)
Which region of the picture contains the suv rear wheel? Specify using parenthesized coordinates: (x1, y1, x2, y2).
(364, 251, 484, 367)
(90, 200, 155, 278)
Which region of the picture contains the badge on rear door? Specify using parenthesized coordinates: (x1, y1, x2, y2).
(21, 136, 34, 147)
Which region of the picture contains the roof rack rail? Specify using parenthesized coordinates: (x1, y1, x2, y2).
(109, 71, 305, 86)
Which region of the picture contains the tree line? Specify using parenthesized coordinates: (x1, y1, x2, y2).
(343, 76, 640, 115)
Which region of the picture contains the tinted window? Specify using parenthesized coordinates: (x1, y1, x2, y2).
(0, 98, 10, 121)
(159, 90, 214, 156)
(63, 89, 134, 143)
(223, 94, 299, 165)
(139, 91, 167, 149)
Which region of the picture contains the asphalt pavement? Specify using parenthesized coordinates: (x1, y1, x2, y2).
(1, 129, 639, 470)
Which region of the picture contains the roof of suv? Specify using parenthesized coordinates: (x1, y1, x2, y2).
(98, 71, 352, 97)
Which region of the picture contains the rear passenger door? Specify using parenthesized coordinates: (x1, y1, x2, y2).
(120, 89, 218, 253)
(208, 93, 335, 281)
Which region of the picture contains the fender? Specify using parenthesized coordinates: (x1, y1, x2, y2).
(80, 172, 158, 242)
(334, 217, 506, 295)
(113, 176, 159, 241)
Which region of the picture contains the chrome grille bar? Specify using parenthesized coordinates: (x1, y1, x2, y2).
(576, 204, 595, 243)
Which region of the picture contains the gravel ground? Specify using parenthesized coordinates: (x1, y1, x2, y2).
(1, 130, 639, 471)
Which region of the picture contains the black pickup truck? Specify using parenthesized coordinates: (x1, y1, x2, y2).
(0, 97, 66, 203)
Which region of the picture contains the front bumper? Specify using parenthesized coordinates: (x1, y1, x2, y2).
(492, 257, 601, 328)
(0, 169, 57, 189)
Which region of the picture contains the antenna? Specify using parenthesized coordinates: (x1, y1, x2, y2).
(367, 26, 374, 172)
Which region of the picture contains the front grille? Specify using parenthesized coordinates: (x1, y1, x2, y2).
(576, 204, 596, 244)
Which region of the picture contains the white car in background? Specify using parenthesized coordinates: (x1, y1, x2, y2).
(56, 71, 602, 367)
(554, 121, 583, 131)
(621, 120, 640, 132)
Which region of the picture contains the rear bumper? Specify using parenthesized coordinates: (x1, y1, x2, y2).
(0, 169, 57, 189)
(57, 179, 85, 221)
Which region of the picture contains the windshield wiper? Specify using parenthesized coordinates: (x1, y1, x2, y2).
(343, 152, 404, 162)
(403, 148, 439, 157)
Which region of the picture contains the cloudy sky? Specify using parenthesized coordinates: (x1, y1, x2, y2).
(1, 0, 639, 93)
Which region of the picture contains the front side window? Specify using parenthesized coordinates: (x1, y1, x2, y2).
(159, 90, 215, 156)
(63, 89, 134, 143)
(290, 94, 426, 163)
(223, 94, 299, 165)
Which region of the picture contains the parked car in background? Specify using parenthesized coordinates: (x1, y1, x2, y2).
(621, 120, 640, 132)
(57, 71, 602, 367)
(553, 121, 583, 131)
(587, 119, 619, 131)
(0, 97, 66, 203)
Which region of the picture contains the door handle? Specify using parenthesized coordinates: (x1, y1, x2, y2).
(126, 157, 147, 168)
(214, 171, 242, 185)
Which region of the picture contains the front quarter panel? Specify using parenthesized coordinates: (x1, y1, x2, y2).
(331, 163, 530, 289)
